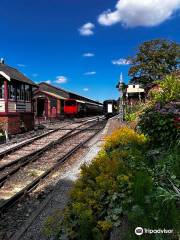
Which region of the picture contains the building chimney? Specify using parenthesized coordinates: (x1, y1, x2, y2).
(0, 58, 5, 64)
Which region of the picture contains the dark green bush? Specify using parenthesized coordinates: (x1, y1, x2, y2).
(138, 106, 179, 146)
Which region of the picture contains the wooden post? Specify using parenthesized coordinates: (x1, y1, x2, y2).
(4, 80, 8, 114)
(4, 80, 9, 140)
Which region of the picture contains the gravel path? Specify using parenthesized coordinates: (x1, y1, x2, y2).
(103, 116, 123, 136)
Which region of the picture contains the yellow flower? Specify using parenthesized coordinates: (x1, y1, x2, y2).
(104, 126, 147, 151)
(97, 220, 112, 231)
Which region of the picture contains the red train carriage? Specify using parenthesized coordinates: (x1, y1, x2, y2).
(64, 99, 85, 116)
(64, 99, 77, 116)
(64, 98, 102, 117)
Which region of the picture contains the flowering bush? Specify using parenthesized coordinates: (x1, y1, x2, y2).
(54, 128, 148, 240)
(138, 75, 180, 146)
(148, 75, 180, 104)
(104, 126, 147, 152)
(138, 106, 179, 146)
(44, 126, 179, 240)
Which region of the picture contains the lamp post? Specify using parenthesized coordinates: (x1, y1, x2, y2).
(116, 73, 125, 121)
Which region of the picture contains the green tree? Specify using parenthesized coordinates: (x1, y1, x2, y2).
(129, 39, 180, 85)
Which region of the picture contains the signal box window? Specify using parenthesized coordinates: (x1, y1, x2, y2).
(8, 82, 16, 100)
(0, 80, 4, 99)
(25, 84, 31, 101)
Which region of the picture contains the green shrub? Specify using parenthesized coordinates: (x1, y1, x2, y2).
(124, 113, 137, 122)
(138, 106, 179, 146)
(42, 211, 62, 238)
(153, 144, 180, 183)
(149, 75, 180, 104)
(47, 127, 180, 240)
(124, 103, 147, 123)
(137, 75, 180, 147)
(56, 128, 148, 239)
(132, 171, 153, 206)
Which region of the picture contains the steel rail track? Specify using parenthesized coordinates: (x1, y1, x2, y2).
(0, 129, 57, 159)
(0, 116, 102, 159)
(0, 117, 103, 172)
(0, 122, 105, 213)
(0, 120, 104, 186)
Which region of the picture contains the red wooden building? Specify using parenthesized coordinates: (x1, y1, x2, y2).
(0, 60, 37, 134)
(33, 82, 69, 120)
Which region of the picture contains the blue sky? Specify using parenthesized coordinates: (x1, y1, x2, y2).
(0, 0, 180, 101)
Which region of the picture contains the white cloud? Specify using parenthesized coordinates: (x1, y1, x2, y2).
(79, 22, 95, 36)
(55, 75, 67, 84)
(84, 71, 96, 75)
(32, 73, 38, 77)
(17, 64, 26, 67)
(83, 88, 89, 91)
(112, 58, 131, 65)
(45, 80, 51, 84)
(98, 0, 180, 27)
(83, 53, 95, 57)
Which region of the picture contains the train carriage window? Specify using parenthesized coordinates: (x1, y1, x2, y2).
(0, 79, 4, 99)
(65, 100, 76, 106)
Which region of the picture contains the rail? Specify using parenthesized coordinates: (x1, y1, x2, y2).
(0, 121, 105, 213)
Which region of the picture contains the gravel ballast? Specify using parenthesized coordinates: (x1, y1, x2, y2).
(8, 117, 119, 240)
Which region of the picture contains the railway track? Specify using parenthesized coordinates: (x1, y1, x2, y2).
(0, 117, 103, 184)
(0, 117, 103, 171)
(0, 119, 101, 186)
(0, 119, 106, 213)
(0, 116, 102, 159)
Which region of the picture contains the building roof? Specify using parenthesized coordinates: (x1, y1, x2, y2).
(0, 62, 37, 86)
(34, 90, 66, 100)
(38, 82, 69, 99)
(38, 82, 102, 105)
(144, 82, 159, 91)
